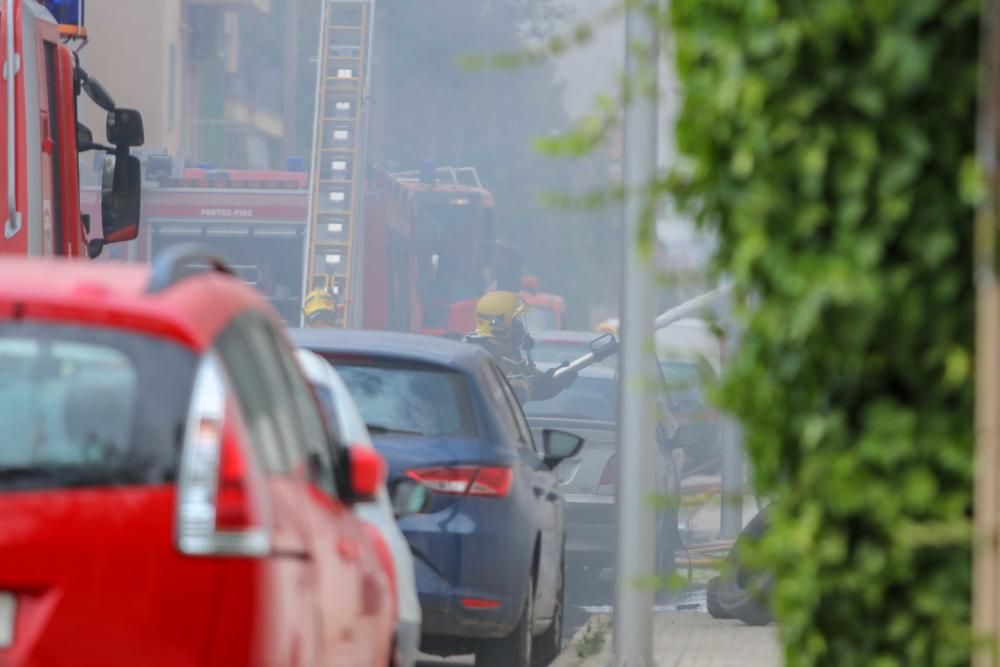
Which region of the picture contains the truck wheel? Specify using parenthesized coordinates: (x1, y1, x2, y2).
(531, 562, 563, 666)
(715, 509, 774, 626)
(477, 577, 534, 667)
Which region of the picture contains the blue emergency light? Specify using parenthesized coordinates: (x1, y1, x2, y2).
(42, 0, 85, 31)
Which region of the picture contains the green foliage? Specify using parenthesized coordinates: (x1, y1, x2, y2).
(667, 0, 978, 664)
(576, 617, 609, 658)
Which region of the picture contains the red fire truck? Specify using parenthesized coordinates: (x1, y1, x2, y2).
(92, 157, 567, 333)
(2, 0, 144, 258)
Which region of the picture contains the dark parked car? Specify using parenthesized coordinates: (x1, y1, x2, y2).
(290, 329, 584, 667)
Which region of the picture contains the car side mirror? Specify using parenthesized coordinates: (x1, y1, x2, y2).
(389, 478, 432, 518)
(80, 70, 116, 112)
(588, 332, 619, 361)
(107, 108, 144, 148)
(541, 428, 584, 469)
(100, 153, 141, 243)
(344, 444, 385, 503)
(76, 122, 94, 149)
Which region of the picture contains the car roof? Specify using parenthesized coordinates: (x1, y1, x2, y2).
(0, 258, 269, 350)
(288, 327, 489, 373)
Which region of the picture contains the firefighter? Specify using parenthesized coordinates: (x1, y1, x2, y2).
(465, 290, 577, 403)
(303, 288, 339, 327)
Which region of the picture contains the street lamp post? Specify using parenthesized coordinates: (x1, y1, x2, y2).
(612, 0, 660, 663)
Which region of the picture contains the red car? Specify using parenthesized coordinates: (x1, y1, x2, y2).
(0, 246, 394, 666)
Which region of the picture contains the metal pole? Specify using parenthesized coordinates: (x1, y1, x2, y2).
(975, 0, 1000, 664)
(716, 299, 744, 538)
(613, 0, 659, 663)
(718, 384, 745, 539)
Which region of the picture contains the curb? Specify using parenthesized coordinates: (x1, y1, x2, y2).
(550, 613, 613, 667)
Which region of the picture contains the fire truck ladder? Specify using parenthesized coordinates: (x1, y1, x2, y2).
(304, 0, 374, 327)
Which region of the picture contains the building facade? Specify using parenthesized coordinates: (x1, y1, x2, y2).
(80, 0, 317, 170)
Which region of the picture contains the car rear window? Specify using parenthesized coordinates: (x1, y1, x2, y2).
(332, 361, 476, 438)
(0, 322, 197, 492)
(522, 376, 617, 422)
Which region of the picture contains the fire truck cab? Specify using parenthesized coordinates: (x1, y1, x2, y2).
(2, 0, 144, 258)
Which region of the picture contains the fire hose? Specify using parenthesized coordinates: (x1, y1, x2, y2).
(552, 283, 733, 381)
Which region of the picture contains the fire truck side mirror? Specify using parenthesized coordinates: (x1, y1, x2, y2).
(100, 154, 141, 244)
(106, 109, 144, 148)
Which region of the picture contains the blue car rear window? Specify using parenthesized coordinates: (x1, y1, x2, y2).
(334, 362, 476, 438)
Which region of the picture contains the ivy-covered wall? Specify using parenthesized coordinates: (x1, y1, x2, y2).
(668, 1, 979, 664)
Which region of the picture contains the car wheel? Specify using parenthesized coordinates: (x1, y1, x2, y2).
(477, 576, 534, 667)
(531, 561, 563, 666)
(715, 508, 774, 626)
(705, 577, 732, 619)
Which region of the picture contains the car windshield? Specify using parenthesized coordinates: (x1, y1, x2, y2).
(522, 376, 617, 422)
(0, 321, 197, 492)
(333, 361, 476, 438)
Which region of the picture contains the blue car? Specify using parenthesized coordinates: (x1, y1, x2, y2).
(290, 329, 583, 667)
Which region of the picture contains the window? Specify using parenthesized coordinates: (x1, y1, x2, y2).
(489, 364, 533, 448)
(0, 322, 197, 491)
(260, 324, 339, 495)
(215, 322, 288, 473)
(522, 376, 618, 423)
(310, 382, 342, 440)
(480, 361, 533, 449)
(43, 42, 63, 254)
(531, 340, 617, 370)
(333, 361, 476, 438)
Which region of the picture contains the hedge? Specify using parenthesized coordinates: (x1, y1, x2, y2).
(666, 0, 979, 664)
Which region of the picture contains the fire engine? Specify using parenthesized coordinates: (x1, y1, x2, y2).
(2, 0, 144, 258)
(83, 157, 566, 333)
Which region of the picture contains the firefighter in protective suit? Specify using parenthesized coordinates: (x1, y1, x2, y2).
(303, 288, 339, 327)
(465, 290, 577, 403)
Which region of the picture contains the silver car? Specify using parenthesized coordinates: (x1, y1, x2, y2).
(296, 348, 425, 667)
(524, 364, 688, 600)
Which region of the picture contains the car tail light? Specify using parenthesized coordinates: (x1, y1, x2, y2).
(176, 354, 270, 557)
(406, 465, 512, 498)
(461, 597, 502, 610)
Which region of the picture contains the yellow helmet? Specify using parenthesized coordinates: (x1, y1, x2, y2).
(596, 319, 618, 336)
(303, 288, 338, 327)
(475, 290, 529, 338)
